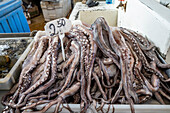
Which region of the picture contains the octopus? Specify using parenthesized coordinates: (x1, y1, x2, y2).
(2, 17, 170, 113)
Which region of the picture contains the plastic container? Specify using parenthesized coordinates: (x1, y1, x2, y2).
(0, 34, 33, 90)
(0, 0, 30, 33)
(34, 104, 170, 113)
(106, 0, 112, 4)
(40, 0, 71, 21)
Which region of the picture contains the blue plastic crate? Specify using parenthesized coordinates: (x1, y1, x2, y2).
(0, 0, 30, 33)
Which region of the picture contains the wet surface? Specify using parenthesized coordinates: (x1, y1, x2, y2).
(0, 38, 32, 78)
(29, 14, 45, 31)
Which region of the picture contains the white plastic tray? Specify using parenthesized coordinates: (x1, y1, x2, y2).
(25, 104, 170, 113)
(0, 40, 34, 90)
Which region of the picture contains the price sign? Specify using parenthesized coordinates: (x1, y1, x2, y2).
(45, 18, 72, 61)
(44, 18, 72, 36)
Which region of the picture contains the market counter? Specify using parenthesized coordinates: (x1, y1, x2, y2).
(69, 2, 119, 26)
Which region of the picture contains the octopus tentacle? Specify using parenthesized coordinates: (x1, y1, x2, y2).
(31, 67, 44, 85)
(48, 79, 65, 99)
(80, 50, 88, 113)
(68, 68, 78, 88)
(1, 83, 19, 106)
(99, 59, 111, 86)
(17, 36, 60, 107)
(2, 36, 49, 108)
(86, 41, 97, 102)
(123, 28, 154, 51)
(160, 82, 170, 93)
(59, 41, 80, 94)
(91, 21, 120, 69)
(139, 72, 159, 92)
(142, 49, 170, 69)
(3, 17, 170, 113)
(21, 100, 51, 110)
(24, 82, 80, 113)
(28, 94, 47, 100)
(93, 72, 107, 100)
(101, 75, 117, 88)
(112, 28, 138, 104)
(95, 17, 119, 59)
(110, 81, 123, 103)
(154, 92, 165, 104)
(75, 25, 97, 103)
(18, 37, 53, 105)
(22, 31, 46, 68)
(158, 89, 170, 101)
(62, 54, 75, 77)
(120, 29, 164, 79)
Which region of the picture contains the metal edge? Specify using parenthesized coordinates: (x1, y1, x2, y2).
(0, 33, 31, 38)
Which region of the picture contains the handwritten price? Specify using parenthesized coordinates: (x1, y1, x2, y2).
(45, 18, 72, 36)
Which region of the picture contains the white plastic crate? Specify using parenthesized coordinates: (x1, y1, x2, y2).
(25, 104, 170, 113)
(41, 0, 71, 21)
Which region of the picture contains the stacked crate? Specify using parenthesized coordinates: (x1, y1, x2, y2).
(0, 0, 30, 33)
(41, 0, 71, 21)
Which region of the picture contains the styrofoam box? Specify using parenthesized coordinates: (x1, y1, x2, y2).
(119, 0, 170, 55)
(41, 0, 71, 22)
(79, 10, 118, 27)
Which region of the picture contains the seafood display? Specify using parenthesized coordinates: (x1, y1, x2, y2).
(1, 17, 170, 113)
(0, 38, 32, 78)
